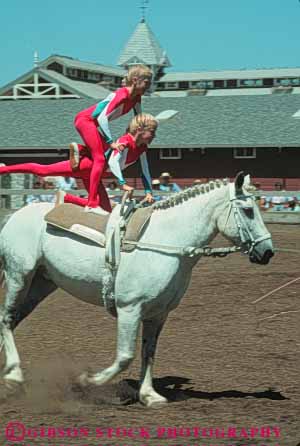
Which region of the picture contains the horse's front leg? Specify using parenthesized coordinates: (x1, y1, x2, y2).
(79, 306, 141, 386)
(139, 315, 168, 407)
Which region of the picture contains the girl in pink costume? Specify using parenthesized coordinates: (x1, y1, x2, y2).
(69, 64, 152, 215)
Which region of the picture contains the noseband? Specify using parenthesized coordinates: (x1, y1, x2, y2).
(224, 184, 272, 256)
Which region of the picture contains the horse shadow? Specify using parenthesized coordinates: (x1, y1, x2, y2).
(72, 375, 287, 406)
(125, 376, 287, 404)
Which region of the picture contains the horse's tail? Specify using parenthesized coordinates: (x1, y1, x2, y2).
(0, 210, 14, 282)
(0, 233, 4, 289)
(0, 234, 5, 355)
(0, 213, 9, 288)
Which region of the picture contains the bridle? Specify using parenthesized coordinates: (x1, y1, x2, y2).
(223, 183, 272, 256)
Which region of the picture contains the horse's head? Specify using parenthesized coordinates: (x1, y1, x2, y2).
(217, 172, 274, 265)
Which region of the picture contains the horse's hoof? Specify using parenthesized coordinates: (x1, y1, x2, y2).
(76, 372, 89, 388)
(140, 394, 168, 408)
(0, 379, 24, 403)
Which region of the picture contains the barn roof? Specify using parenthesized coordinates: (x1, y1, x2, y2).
(159, 67, 300, 82)
(40, 55, 125, 77)
(1, 94, 300, 148)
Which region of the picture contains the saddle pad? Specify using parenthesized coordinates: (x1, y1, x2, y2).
(123, 206, 153, 252)
(45, 204, 108, 245)
(45, 203, 153, 251)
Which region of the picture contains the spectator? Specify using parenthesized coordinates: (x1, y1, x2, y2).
(26, 179, 43, 205)
(56, 176, 77, 191)
(159, 172, 181, 193)
(106, 180, 121, 204)
(152, 179, 163, 201)
(193, 179, 202, 185)
(274, 182, 283, 191)
(294, 201, 300, 212)
(259, 196, 269, 211)
(106, 180, 120, 192)
(270, 195, 285, 211)
(286, 198, 300, 212)
(40, 179, 56, 203)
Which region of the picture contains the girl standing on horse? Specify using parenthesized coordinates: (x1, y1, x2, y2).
(69, 64, 152, 215)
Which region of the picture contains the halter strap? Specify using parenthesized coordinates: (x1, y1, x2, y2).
(225, 183, 271, 255)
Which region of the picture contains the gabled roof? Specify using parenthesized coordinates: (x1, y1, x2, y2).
(118, 20, 171, 68)
(40, 55, 125, 77)
(1, 95, 300, 148)
(38, 69, 111, 99)
(159, 67, 300, 82)
(0, 68, 111, 100)
(0, 68, 37, 96)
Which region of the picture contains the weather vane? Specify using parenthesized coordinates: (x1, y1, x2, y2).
(140, 0, 149, 21)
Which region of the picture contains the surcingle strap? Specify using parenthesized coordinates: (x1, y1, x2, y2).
(122, 206, 153, 251)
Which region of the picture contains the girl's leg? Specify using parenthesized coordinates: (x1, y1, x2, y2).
(0, 160, 73, 177)
(75, 119, 107, 208)
(64, 193, 88, 207)
(64, 179, 111, 212)
(98, 181, 112, 213)
(64, 178, 90, 208)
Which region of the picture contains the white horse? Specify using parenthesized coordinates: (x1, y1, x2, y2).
(0, 173, 273, 407)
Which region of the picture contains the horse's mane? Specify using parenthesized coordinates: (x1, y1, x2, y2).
(152, 178, 256, 211)
(152, 178, 229, 211)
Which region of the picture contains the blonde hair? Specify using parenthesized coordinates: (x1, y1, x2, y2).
(123, 65, 153, 86)
(128, 113, 158, 135)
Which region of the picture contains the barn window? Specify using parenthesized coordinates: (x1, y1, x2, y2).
(160, 148, 182, 159)
(214, 80, 224, 89)
(278, 78, 293, 87)
(240, 79, 263, 87)
(263, 78, 274, 87)
(178, 81, 189, 89)
(197, 80, 213, 89)
(166, 82, 177, 89)
(227, 79, 237, 88)
(233, 148, 256, 159)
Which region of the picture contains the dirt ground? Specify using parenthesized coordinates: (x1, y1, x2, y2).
(0, 224, 299, 446)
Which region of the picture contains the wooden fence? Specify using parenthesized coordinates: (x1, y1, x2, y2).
(1, 189, 300, 224)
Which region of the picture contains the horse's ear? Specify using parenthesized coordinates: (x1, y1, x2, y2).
(244, 174, 251, 188)
(234, 171, 245, 192)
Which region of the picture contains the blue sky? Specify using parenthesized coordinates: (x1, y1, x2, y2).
(1, 0, 300, 86)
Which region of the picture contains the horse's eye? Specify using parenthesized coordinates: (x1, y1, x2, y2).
(242, 207, 254, 218)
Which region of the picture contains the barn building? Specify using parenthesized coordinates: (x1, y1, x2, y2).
(1, 12, 300, 196)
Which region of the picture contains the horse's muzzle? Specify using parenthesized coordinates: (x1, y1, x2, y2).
(250, 249, 274, 265)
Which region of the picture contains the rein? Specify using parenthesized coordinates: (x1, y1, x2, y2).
(123, 240, 241, 258)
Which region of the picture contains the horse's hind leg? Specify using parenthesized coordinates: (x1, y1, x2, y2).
(139, 316, 168, 407)
(0, 269, 57, 384)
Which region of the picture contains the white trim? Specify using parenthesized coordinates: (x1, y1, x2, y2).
(0, 73, 80, 100)
(233, 148, 256, 159)
(159, 148, 182, 160)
